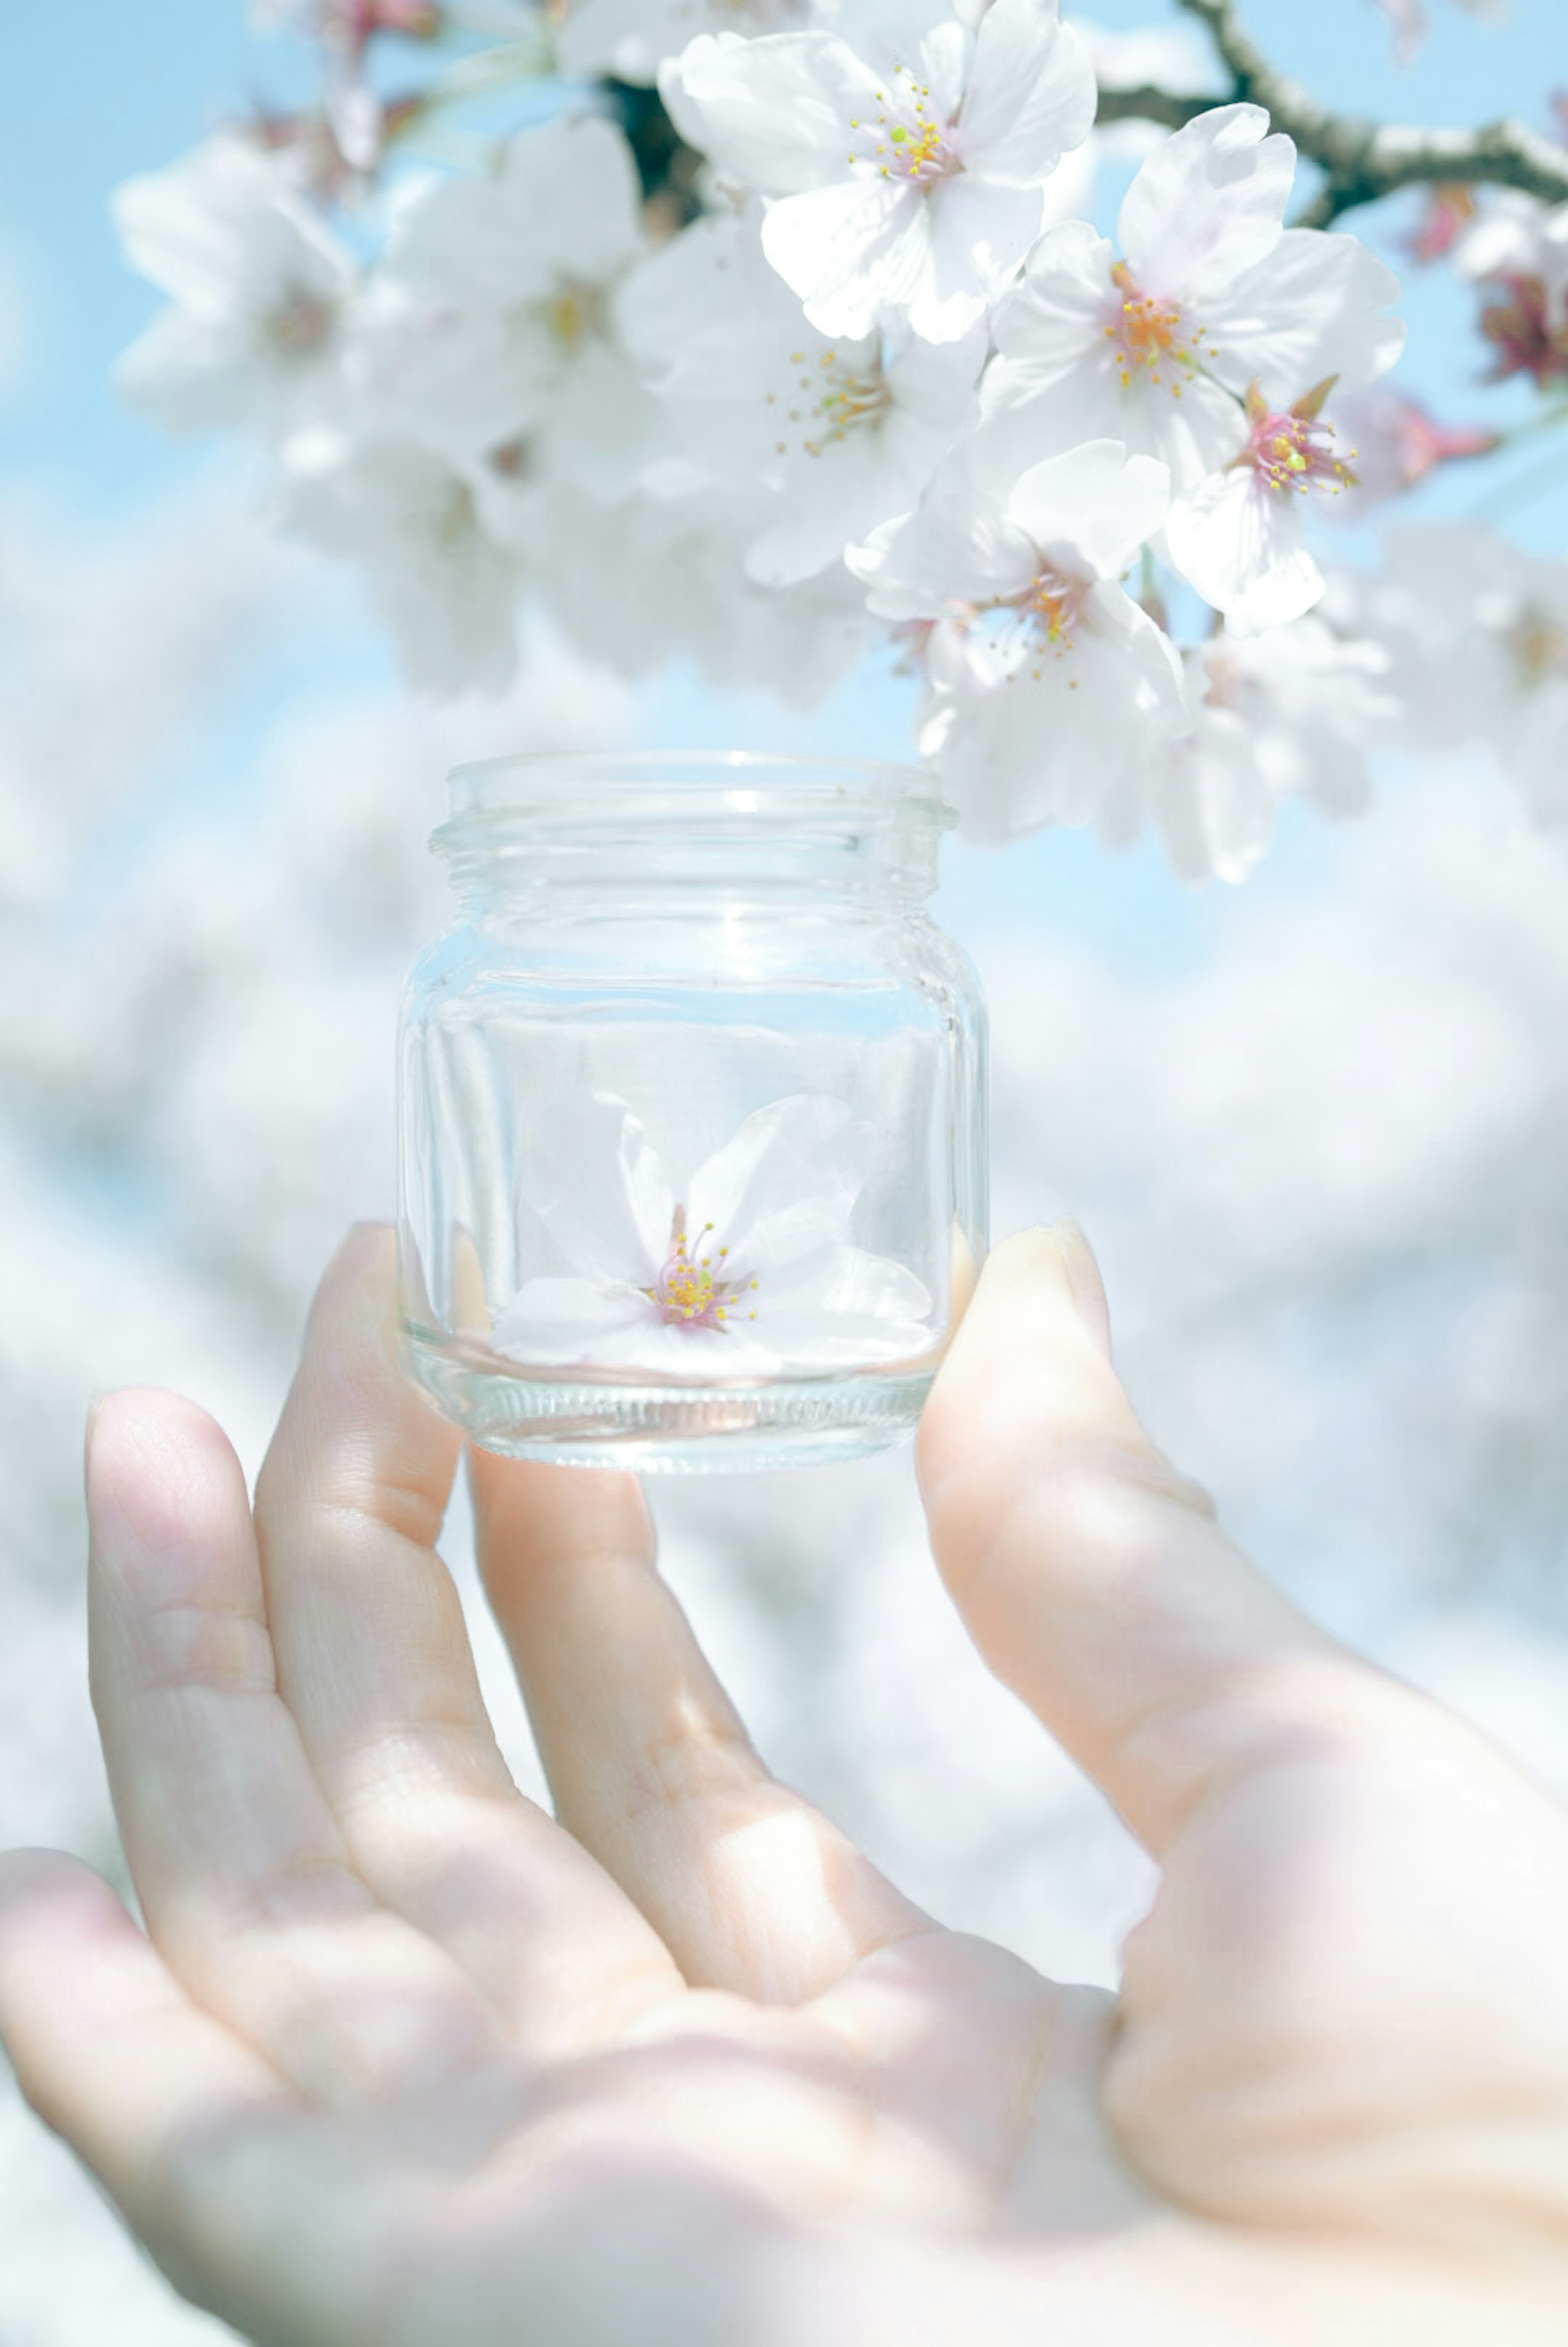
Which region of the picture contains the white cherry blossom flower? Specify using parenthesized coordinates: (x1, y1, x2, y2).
(659, 0, 1096, 343)
(1450, 192, 1568, 387)
(850, 436, 1185, 839)
(1116, 617, 1398, 884)
(981, 103, 1404, 492)
(111, 134, 354, 441)
(365, 116, 664, 498)
(624, 209, 985, 585)
(1163, 376, 1359, 635)
(539, 475, 872, 698)
(1333, 525, 1568, 825)
(492, 1091, 935, 1374)
(1454, 191, 1568, 328)
(557, 0, 828, 85)
(281, 428, 521, 693)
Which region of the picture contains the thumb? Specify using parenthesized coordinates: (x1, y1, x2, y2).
(916, 1223, 1352, 1854)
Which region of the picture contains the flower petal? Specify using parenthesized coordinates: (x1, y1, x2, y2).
(686, 1093, 870, 1268)
(523, 1090, 674, 1280)
(762, 177, 928, 340)
(1001, 439, 1170, 577)
(660, 31, 880, 195)
(914, 176, 1049, 337)
(1206, 229, 1406, 402)
(934, 584, 1185, 837)
(490, 1276, 651, 1363)
(1165, 467, 1326, 634)
(956, 0, 1096, 186)
(1117, 103, 1295, 308)
(848, 471, 1039, 619)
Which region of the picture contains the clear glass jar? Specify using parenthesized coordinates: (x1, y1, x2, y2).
(397, 752, 987, 1471)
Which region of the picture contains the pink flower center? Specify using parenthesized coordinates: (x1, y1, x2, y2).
(1104, 262, 1209, 397)
(642, 1211, 759, 1331)
(1238, 404, 1355, 498)
(849, 67, 961, 185)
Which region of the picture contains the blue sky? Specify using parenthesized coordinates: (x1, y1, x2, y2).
(2, 0, 1565, 964)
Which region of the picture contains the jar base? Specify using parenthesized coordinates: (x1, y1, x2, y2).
(399, 1325, 932, 1473)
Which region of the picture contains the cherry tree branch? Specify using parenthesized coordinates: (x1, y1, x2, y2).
(1093, 0, 1568, 228)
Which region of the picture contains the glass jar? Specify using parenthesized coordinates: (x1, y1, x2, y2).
(397, 752, 987, 1471)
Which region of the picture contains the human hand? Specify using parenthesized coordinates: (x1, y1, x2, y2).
(2, 1223, 1566, 2346)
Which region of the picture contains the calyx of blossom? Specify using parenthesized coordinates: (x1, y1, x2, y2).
(1407, 183, 1477, 265)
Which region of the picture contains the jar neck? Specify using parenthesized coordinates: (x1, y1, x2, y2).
(440, 820, 944, 919)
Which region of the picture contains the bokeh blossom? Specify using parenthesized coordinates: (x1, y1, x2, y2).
(96, 1, 1568, 865)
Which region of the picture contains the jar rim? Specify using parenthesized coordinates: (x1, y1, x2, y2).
(441, 748, 952, 839)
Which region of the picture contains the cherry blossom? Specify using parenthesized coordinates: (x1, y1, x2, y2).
(981, 103, 1404, 493)
(1457, 190, 1568, 319)
(850, 437, 1185, 839)
(624, 208, 986, 585)
(491, 1090, 935, 1373)
(1335, 524, 1568, 824)
(557, 0, 827, 86)
(528, 470, 872, 697)
(1164, 377, 1359, 635)
(365, 116, 664, 497)
(111, 134, 355, 441)
(659, 0, 1096, 342)
(1114, 616, 1398, 884)
(1320, 387, 1498, 520)
(1454, 194, 1568, 388)
(281, 428, 522, 692)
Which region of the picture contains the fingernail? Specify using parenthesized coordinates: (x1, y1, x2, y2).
(1051, 1217, 1113, 1363)
(84, 1390, 108, 1479)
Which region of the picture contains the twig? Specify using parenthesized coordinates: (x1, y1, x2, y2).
(1093, 0, 1568, 228)
(1093, 84, 1216, 136)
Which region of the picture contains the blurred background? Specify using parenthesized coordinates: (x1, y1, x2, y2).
(3, 2, 1568, 2336)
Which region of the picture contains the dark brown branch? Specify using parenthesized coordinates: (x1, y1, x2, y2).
(1093, 83, 1218, 136)
(1094, 0, 1568, 228)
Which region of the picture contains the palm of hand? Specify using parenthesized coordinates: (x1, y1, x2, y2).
(3, 1225, 1567, 2347)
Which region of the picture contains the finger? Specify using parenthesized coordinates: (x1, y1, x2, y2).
(254, 1225, 683, 2045)
(915, 1222, 1362, 1856)
(88, 1386, 492, 2106)
(0, 1848, 397, 2344)
(470, 1450, 927, 2004)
